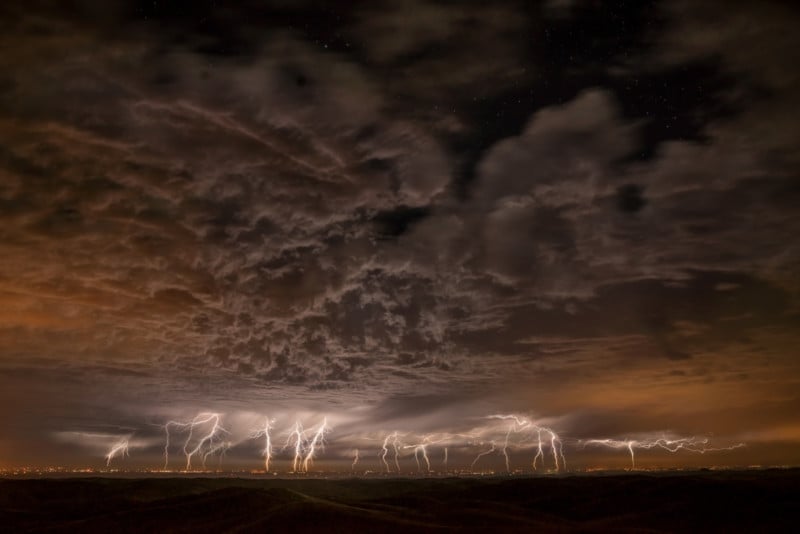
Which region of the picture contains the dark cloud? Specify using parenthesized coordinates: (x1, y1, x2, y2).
(616, 184, 647, 214)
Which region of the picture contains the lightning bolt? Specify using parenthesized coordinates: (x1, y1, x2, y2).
(489, 414, 564, 472)
(550, 427, 566, 471)
(105, 436, 130, 467)
(380, 433, 392, 473)
(471, 442, 497, 472)
(500, 416, 529, 473)
(282, 417, 330, 473)
(415, 441, 431, 473)
(583, 436, 746, 469)
(392, 434, 401, 472)
(202, 439, 231, 470)
(302, 417, 330, 473)
(532, 428, 545, 471)
(163, 424, 172, 470)
(404, 435, 445, 474)
(380, 431, 402, 473)
(183, 413, 227, 470)
(285, 420, 306, 473)
(249, 417, 275, 471)
(351, 449, 359, 472)
(627, 440, 635, 468)
(163, 413, 228, 471)
(443, 447, 448, 472)
(529, 425, 565, 471)
(298, 417, 329, 473)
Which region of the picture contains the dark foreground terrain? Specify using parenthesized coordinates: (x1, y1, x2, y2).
(1, 470, 797, 532)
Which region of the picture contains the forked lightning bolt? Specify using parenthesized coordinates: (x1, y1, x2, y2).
(283, 418, 330, 473)
(249, 417, 275, 471)
(583, 436, 746, 469)
(488, 415, 565, 472)
(380, 431, 402, 473)
(163, 413, 228, 471)
(105, 437, 130, 467)
(302, 417, 330, 472)
(471, 442, 497, 471)
(285, 420, 306, 473)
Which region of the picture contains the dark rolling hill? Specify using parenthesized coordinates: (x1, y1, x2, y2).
(1, 470, 798, 532)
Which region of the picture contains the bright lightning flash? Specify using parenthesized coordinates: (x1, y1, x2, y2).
(105, 436, 130, 467)
(284, 418, 331, 473)
(249, 417, 275, 471)
(487, 415, 566, 472)
(302, 417, 330, 472)
(380, 431, 402, 473)
(163, 413, 228, 471)
(471, 442, 497, 471)
(583, 436, 746, 469)
(404, 436, 437, 474)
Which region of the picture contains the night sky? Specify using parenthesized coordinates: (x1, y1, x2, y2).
(1, 1, 798, 472)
